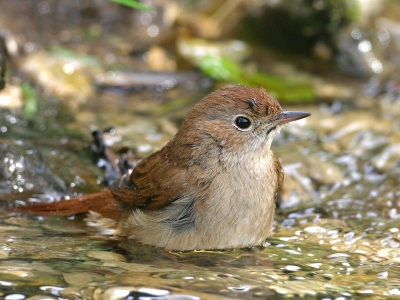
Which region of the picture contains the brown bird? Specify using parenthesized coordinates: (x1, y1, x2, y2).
(16, 85, 310, 250)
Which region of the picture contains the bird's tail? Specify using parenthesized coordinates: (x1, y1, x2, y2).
(13, 188, 122, 220)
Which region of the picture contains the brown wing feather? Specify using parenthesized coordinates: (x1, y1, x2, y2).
(110, 146, 189, 210)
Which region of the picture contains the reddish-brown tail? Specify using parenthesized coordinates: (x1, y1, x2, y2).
(14, 188, 122, 220)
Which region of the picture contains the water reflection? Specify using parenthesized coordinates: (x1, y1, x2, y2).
(2, 200, 400, 298)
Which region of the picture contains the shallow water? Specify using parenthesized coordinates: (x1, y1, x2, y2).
(2, 97, 400, 299)
(3, 198, 400, 299)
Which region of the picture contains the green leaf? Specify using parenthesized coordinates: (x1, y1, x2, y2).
(110, 0, 154, 11)
(199, 55, 314, 103)
(245, 72, 314, 103)
(199, 55, 246, 84)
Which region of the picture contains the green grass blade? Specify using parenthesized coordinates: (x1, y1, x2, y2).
(110, 0, 154, 11)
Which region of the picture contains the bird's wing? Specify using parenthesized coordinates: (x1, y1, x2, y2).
(110, 148, 189, 210)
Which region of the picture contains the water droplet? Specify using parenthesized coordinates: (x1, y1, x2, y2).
(351, 29, 362, 39)
(358, 40, 371, 53)
(147, 25, 159, 37)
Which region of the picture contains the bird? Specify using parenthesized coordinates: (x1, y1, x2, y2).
(15, 85, 310, 251)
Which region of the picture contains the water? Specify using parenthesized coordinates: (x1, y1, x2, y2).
(2, 204, 400, 298)
(2, 99, 400, 298)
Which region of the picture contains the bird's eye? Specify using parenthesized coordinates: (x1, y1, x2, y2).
(234, 116, 252, 130)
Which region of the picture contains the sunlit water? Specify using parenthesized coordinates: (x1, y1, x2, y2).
(2, 98, 400, 299)
(2, 191, 400, 299)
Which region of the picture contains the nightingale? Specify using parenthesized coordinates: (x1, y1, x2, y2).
(16, 85, 310, 251)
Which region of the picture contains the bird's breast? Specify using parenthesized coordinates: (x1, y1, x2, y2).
(192, 149, 279, 248)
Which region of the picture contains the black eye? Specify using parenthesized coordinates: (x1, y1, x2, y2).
(234, 116, 252, 130)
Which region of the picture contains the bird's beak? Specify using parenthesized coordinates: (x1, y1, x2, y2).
(274, 111, 311, 126)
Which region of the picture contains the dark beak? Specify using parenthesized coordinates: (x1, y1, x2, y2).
(274, 111, 311, 126)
